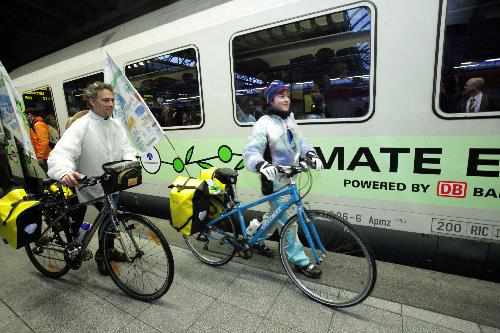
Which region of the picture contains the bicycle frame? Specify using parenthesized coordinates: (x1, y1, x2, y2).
(206, 180, 327, 264)
(45, 188, 124, 254)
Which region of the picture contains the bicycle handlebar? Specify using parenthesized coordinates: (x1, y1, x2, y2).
(276, 162, 310, 177)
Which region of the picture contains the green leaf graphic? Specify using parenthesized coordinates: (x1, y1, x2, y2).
(197, 161, 213, 169)
(173, 158, 185, 173)
(234, 159, 245, 170)
(185, 146, 195, 163)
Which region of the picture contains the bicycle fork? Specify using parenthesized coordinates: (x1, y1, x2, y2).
(298, 209, 327, 265)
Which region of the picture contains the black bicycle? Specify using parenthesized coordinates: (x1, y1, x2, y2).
(24, 161, 174, 301)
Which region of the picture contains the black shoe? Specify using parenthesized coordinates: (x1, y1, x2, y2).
(95, 257, 109, 276)
(252, 243, 273, 258)
(295, 264, 322, 279)
(95, 250, 109, 276)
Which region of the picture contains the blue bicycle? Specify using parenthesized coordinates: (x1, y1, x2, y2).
(184, 164, 377, 307)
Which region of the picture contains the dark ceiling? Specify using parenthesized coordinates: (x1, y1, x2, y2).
(0, 0, 178, 72)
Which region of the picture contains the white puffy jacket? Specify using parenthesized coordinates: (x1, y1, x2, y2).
(47, 111, 136, 201)
(243, 112, 313, 191)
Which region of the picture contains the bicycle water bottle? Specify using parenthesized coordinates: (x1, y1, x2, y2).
(77, 223, 91, 243)
(246, 218, 261, 236)
(24, 223, 38, 234)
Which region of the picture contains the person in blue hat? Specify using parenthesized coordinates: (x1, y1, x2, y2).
(243, 80, 323, 278)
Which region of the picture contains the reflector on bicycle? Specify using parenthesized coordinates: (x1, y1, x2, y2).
(168, 176, 209, 237)
(101, 160, 142, 194)
(0, 189, 41, 249)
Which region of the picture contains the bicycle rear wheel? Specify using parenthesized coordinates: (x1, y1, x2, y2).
(102, 213, 174, 301)
(279, 210, 376, 307)
(184, 200, 237, 266)
(25, 215, 71, 278)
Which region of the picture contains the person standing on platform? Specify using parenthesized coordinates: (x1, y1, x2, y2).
(27, 106, 51, 172)
(47, 82, 136, 275)
(243, 80, 324, 278)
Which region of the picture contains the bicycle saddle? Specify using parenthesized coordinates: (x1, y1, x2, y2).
(213, 168, 238, 185)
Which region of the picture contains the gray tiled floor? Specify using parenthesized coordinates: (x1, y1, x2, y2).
(1, 243, 499, 333)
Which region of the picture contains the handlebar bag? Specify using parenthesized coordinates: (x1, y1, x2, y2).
(101, 160, 142, 194)
(168, 176, 209, 237)
(0, 189, 41, 249)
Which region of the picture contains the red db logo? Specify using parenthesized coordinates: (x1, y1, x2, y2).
(437, 181, 467, 198)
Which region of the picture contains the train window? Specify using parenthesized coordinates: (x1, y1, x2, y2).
(22, 86, 60, 148)
(125, 48, 203, 129)
(436, 0, 500, 117)
(63, 72, 104, 117)
(232, 6, 374, 124)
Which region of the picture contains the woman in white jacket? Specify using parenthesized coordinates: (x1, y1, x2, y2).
(48, 82, 136, 275)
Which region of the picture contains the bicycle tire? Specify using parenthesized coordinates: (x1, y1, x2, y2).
(184, 197, 237, 266)
(279, 210, 377, 308)
(25, 214, 71, 278)
(102, 213, 174, 301)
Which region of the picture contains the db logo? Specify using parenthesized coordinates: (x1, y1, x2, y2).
(437, 181, 467, 198)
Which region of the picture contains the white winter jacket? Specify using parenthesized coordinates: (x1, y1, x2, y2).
(47, 111, 136, 201)
(243, 112, 313, 192)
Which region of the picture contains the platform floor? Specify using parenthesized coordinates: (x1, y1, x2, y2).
(1, 230, 500, 333)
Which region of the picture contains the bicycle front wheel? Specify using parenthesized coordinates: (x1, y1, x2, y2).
(25, 215, 71, 278)
(102, 213, 174, 301)
(279, 210, 376, 308)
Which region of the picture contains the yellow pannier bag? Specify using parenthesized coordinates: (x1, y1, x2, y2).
(0, 188, 41, 249)
(168, 176, 209, 237)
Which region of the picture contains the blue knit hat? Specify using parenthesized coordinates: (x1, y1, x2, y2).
(264, 80, 289, 104)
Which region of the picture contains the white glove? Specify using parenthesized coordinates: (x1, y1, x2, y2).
(306, 151, 324, 170)
(258, 162, 278, 181)
(311, 157, 324, 170)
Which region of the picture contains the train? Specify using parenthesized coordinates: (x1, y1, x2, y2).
(4, 0, 500, 277)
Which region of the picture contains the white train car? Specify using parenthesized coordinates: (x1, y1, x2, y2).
(7, 0, 500, 275)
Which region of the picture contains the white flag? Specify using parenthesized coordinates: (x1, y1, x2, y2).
(104, 53, 163, 153)
(0, 61, 36, 159)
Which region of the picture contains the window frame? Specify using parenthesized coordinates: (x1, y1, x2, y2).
(229, 1, 377, 127)
(433, 0, 500, 120)
(62, 70, 104, 118)
(124, 44, 205, 131)
(22, 84, 60, 133)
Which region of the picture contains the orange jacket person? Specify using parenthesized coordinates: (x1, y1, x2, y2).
(27, 109, 51, 161)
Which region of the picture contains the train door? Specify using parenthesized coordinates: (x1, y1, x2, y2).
(20, 86, 59, 191)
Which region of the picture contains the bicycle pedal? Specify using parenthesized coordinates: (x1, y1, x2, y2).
(237, 244, 253, 260)
(237, 248, 253, 260)
(81, 249, 93, 261)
